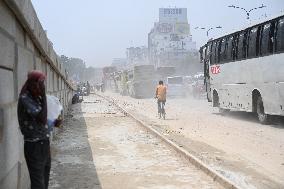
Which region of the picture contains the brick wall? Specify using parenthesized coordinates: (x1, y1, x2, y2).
(0, 0, 74, 188)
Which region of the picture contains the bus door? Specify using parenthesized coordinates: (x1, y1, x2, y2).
(205, 42, 213, 102)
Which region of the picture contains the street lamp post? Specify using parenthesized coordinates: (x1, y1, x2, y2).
(228, 4, 266, 20)
(195, 26, 222, 37)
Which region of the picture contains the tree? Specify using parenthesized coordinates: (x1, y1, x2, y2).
(60, 55, 101, 84)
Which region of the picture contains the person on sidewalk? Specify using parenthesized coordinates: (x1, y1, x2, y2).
(86, 81, 91, 95)
(17, 70, 60, 189)
(155, 80, 167, 116)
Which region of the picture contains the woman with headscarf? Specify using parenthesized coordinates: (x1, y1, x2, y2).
(17, 70, 57, 189)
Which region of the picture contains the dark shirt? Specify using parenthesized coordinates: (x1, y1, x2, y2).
(18, 92, 49, 142)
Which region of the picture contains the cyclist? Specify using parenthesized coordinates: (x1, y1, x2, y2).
(155, 80, 167, 118)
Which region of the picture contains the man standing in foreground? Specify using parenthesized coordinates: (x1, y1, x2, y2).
(156, 80, 167, 118)
(17, 70, 60, 189)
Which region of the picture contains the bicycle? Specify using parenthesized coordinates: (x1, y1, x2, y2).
(157, 99, 166, 120)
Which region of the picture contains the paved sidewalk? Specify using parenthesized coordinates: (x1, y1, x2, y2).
(49, 103, 101, 189)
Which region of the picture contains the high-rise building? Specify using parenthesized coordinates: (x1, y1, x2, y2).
(148, 8, 197, 74)
(126, 46, 148, 69)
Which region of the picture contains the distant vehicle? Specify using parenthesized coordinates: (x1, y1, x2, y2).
(200, 14, 284, 124)
(79, 86, 88, 96)
(102, 66, 117, 90)
(192, 79, 206, 99)
(193, 72, 204, 80)
(72, 93, 83, 104)
(183, 76, 194, 96)
(129, 65, 156, 98)
(166, 76, 185, 97)
(156, 66, 176, 81)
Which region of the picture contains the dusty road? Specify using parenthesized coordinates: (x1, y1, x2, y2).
(100, 91, 284, 189)
(49, 95, 224, 189)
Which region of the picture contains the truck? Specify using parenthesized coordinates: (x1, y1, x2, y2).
(129, 65, 156, 98)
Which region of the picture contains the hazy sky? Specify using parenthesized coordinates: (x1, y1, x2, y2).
(31, 0, 284, 67)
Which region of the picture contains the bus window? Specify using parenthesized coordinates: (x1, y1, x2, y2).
(261, 23, 271, 55)
(217, 40, 222, 63)
(226, 36, 234, 61)
(211, 40, 218, 65)
(203, 45, 208, 59)
(237, 32, 244, 60)
(275, 18, 284, 52)
(210, 42, 215, 65)
(247, 27, 259, 58)
(269, 21, 275, 53)
(232, 34, 238, 60)
(219, 38, 227, 63)
(215, 40, 220, 64)
(205, 42, 212, 61)
(243, 30, 249, 58)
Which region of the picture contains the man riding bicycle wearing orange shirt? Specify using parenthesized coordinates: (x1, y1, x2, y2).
(155, 80, 167, 119)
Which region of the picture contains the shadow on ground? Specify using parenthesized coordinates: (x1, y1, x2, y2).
(213, 111, 284, 128)
(49, 102, 102, 189)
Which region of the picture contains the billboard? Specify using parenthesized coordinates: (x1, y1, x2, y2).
(159, 8, 187, 23)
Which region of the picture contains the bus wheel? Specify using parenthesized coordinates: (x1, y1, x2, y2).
(256, 96, 269, 124)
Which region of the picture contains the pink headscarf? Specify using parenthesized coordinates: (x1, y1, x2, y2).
(20, 70, 46, 95)
(20, 70, 47, 125)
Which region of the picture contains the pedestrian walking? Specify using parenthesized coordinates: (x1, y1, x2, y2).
(17, 70, 60, 189)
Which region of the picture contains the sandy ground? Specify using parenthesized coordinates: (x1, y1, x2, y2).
(100, 91, 284, 189)
(50, 96, 224, 189)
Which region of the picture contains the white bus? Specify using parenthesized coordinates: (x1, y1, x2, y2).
(166, 76, 185, 97)
(200, 15, 284, 124)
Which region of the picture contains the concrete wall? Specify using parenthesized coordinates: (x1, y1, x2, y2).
(0, 0, 74, 188)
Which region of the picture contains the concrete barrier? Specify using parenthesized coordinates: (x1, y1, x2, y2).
(0, 0, 74, 188)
